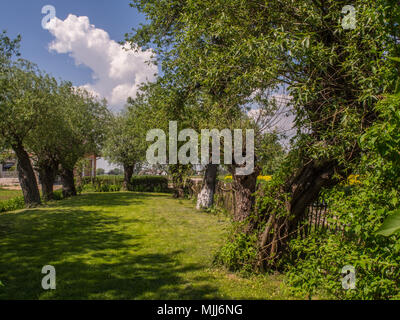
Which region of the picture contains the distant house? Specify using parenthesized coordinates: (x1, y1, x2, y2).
(1, 150, 99, 181)
(0, 156, 17, 179)
(80, 154, 98, 178)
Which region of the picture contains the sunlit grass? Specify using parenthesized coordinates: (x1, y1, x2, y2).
(0, 192, 292, 300)
(0, 188, 22, 201)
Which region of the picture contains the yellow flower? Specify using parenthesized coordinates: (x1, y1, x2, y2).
(257, 176, 272, 182)
(348, 174, 361, 185)
(224, 175, 273, 182)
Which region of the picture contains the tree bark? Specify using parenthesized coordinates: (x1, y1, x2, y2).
(38, 161, 58, 201)
(12, 143, 41, 207)
(123, 164, 134, 191)
(258, 160, 338, 270)
(231, 166, 261, 222)
(60, 167, 77, 198)
(196, 164, 218, 210)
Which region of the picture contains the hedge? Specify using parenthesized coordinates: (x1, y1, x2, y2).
(77, 175, 170, 193)
(129, 176, 170, 193)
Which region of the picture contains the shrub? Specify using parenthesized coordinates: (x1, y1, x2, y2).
(0, 196, 25, 213)
(214, 226, 258, 274)
(285, 179, 400, 300)
(52, 190, 64, 201)
(284, 92, 400, 300)
(129, 176, 169, 193)
(78, 176, 123, 193)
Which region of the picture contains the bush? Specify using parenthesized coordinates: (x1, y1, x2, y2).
(0, 190, 65, 214)
(52, 190, 64, 201)
(284, 92, 400, 300)
(0, 196, 25, 213)
(78, 176, 123, 193)
(129, 176, 169, 193)
(76, 175, 169, 193)
(214, 227, 258, 274)
(285, 180, 400, 300)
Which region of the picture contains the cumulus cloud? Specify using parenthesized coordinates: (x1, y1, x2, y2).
(47, 14, 157, 109)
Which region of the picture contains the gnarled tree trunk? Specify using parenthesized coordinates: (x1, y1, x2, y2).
(231, 165, 261, 222)
(39, 161, 58, 201)
(123, 164, 134, 191)
(258, 160, 338, 270)
(60, 167, 77, 198)
(12, 142, 41, 207)
(196, 164, 218, 210)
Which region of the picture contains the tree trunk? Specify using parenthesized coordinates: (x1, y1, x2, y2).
(231, 166, 261, 222)
(196, 164, 218, 210)
(169, 164, 192, 198)
(60, 167, 77, 198)
(258, 160, 338, 270)
(12, 143, 41, 207)
(123, 164, 134, 191)
(39, 161, 58, 201)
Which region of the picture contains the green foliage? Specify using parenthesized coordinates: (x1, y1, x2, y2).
(129, 176, 169, 193)
(376, 210, 400, 237)
(0, 196, 25, 213)
(102, 108, 147, 171)
(286, 231, 400, 300)
(284, 180, 400, 299)
(257, 132, 286, 175)
(78, 176, 123, 193)
(214, 227, 258, 274)
(285, 91, 400, 299)
(0, 31, 110, 204)
(77, 175, 169, 193)
(52, 190, 64, 201)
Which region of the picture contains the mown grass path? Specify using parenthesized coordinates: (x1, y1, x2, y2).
(0, 192, 291, 299)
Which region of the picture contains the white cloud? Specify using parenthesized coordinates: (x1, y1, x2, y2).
(248, 94, 294, 132)
(47, 14, 157, 109)
(248, 94, 296, 148)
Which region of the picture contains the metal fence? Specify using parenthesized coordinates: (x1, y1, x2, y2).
(298, 200, 348, 239)
(191, 179, 344, 238)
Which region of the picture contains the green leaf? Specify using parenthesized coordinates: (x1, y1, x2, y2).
(376, 209, 400, 237)
(388, 57, 400, 63)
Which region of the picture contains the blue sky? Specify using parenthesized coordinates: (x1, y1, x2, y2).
(0, 0, 155, 109)
(1, 1, 156, 170)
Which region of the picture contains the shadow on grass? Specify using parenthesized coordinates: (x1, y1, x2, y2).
(0, 193, 221, 300)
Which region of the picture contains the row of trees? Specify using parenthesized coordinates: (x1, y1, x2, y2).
(0, 31, 110, 206)
(120, 0, 400, 272)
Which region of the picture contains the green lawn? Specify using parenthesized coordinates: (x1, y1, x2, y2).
(0, 192, 292, 300)
(0, 188, 22, 201)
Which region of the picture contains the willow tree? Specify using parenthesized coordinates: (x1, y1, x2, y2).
(103, 107, 148, 190)
(0, 37, 50, 206)
(57, 87, 110, 197)
(128, 0, 400, 268)
(127, 1, 270, 210)
(24, 76, 64, 201)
